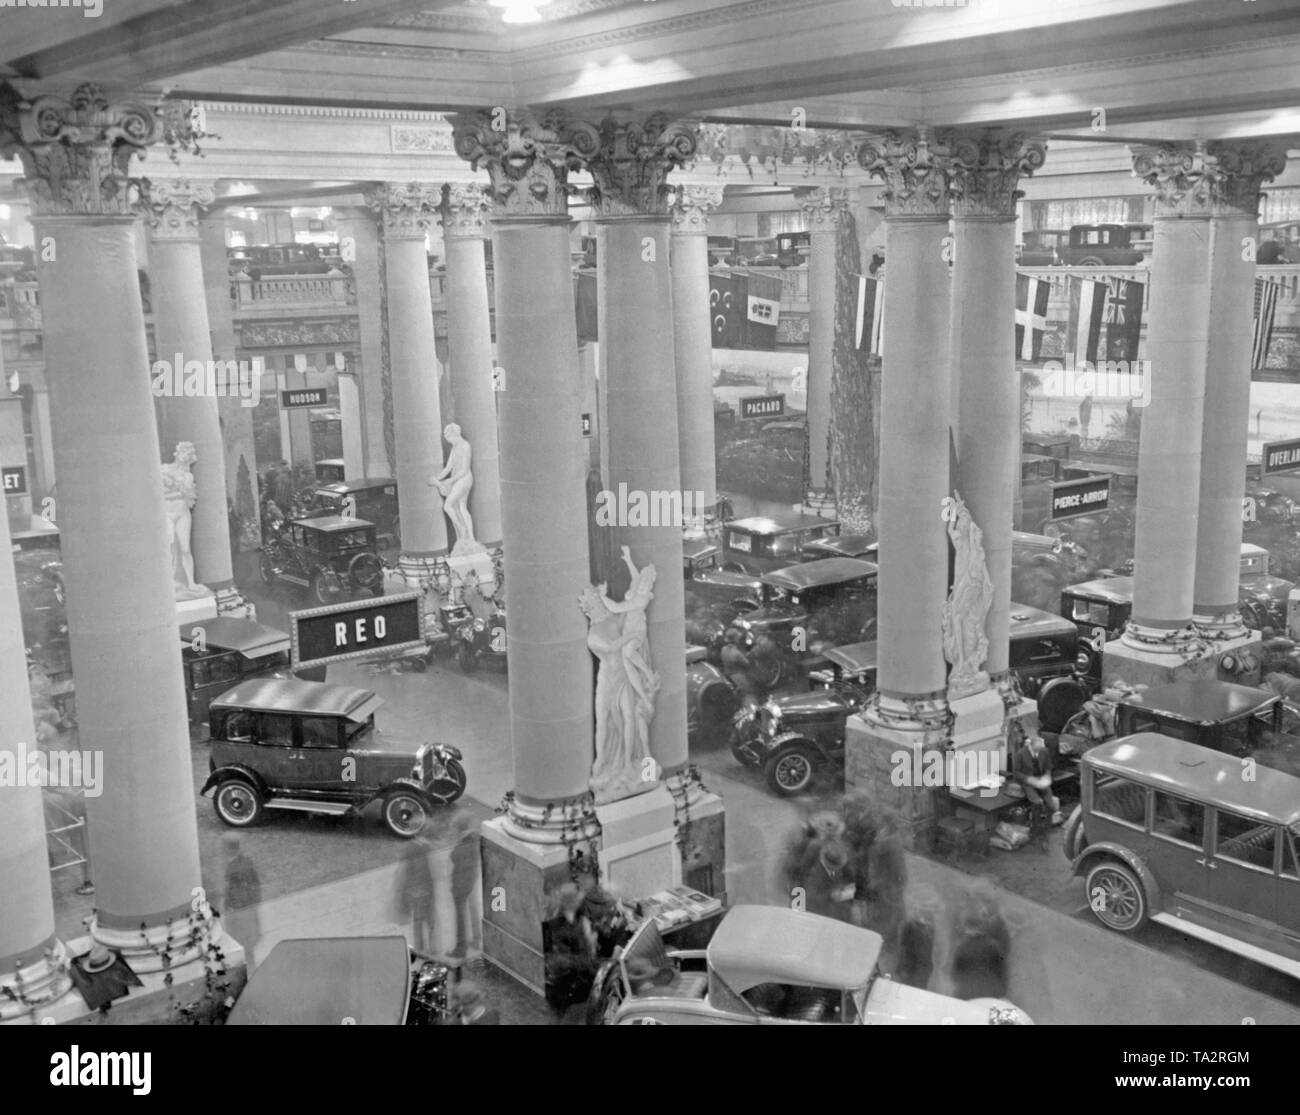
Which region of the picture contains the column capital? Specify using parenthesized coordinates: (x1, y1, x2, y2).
(856, 128, 958, 218)
(366, 182, 441, 238)
(439, 181, 493, 239)
(794, 185, 850, 230)
(451, 109, 594, 219)
(941, 129, 1046, 219)
(139, 178, 217, 240)
(0, 83, 160, 218)
(583, 114, 697, 219)
(668, 183, 724, 234)
(1204, 140, 1289, 217)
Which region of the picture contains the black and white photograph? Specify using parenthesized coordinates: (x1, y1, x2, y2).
(0, 0, 1297, 1081)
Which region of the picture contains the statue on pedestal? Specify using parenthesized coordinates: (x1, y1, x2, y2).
(580, 547, 661, 803)
(942, 491, 992, 700)
(162, 442, 206, 600)
(431, 423, 483, 555)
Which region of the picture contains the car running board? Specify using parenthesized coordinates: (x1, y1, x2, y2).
(1149, 912, 1300, 979)
(264, 798, 354, 816)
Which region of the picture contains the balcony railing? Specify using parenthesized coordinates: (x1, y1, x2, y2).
(745, 265, 810, 306)
(230, 270, 354, 310)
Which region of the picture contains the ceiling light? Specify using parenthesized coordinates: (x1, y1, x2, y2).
(489, 0, 551, 23)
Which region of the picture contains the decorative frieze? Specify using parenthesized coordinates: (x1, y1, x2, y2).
(857, 128, 958, 219)
(584, 114, 697, 219)
(139, 178, 217, 240)
(452, 110, 597, 218)
(238, 318, 360, 348)
(439, 182, 493, 240)
(668, 183, 724, 235)
(941, 129, 1046, 219)
(367, 182, 442, 239)
(391, 124, 455, 155)
(0, 83, 159, 218)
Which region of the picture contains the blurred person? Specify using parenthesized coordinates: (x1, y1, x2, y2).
(396, 831, 437, 953)
(798, 836, 854, 922)
(272, 459, 295, 510)
(545, 882, 597, 1019)
(577, 868, 631, 958)
(948, 880, 1011, 1001)
(450, 980, 499, 1025)
(222, 833, 262, 963)
(448, 813, 481, 959)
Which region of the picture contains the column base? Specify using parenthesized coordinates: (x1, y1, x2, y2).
(499, 791, 601, 846)
(395, 552, 450, 587)
(1105, 627, 1263, 689)
(1193, 607, 1247, 640)
(0, 939, 73, 1021)
(175, 589, 219, 627)
(3, 924, 247, 1026)
(214, 584, 256, 620)
(89, 904, 218, 973)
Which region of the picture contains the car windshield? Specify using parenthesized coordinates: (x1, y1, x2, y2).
(332, 530, 371, 548)
(1221, 708, 1277, 751)
(1068, 597, 1111, 626)
(346, 716, 375, 744)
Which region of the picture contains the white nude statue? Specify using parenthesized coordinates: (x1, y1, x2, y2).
(430, 423, 482, 555)
(942, 491, 993, 700)
(162, 441, 205, 599)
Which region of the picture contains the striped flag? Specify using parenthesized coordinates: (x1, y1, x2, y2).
(854, 273, 883, 355)
(1014, 273, 1050, 361)
(1067, 276, 1105, 365)
(1253, 277, 1280, 370)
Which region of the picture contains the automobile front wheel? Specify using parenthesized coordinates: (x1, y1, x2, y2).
(383, 790, 429, 838)
(258, 553, 276, 585)
(214, 780, 264, 828)
(428, 758, 467, 804)
(1084, 860, 1147, 933)
(764, 744, 818, 796)
(311, 570, 342, 605)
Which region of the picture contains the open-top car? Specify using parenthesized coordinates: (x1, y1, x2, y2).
(227, 936, 461, 1025)
(178, 617, 292, 724)
(202, 677, 465, 838)
(720, 513, 843, 574)
(1069, 734, 1299, 979)
(597, 905, 1032, 1025)
(260, 515, 386, 605)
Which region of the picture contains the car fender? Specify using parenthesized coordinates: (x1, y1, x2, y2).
(202, 764, 268, 799)
(376, 776, 435, 808)
(766, 731, 825, 761)
(1072, 842, 1161, 908)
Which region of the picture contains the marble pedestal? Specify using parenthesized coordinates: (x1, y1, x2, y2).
(175, 589, 218, 628)
(1104, 629, 1263, 690)
(947, 688, 1011, 794)
(595, 785, 680, 898)
(445, 549, 497, 603)
(844, 712, 946, 842)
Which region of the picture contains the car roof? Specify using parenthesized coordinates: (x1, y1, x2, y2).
(210, 677, 383, 720)
(1085, 734, 1300, 824)
(227, 936, 410, 1025)
(293, 515, 377, 531)
(825, 640, 877, 673)
(726, 513, 839, 535)
(803, 533, 874, 556)
(1063, 575, 1134, 604)
(683, 538, 719, 560)
(177, 617, 290, 658)
(1120, 680, 1278, 723)
(1007, 603, 1076, 639)
(761, 557, 878, 590)
(708, 906, 881, 991)
(314, 477, 396, 494)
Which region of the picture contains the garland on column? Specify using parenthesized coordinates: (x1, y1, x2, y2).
(829, 207, 876, 534)
(377, 234, 397, 478)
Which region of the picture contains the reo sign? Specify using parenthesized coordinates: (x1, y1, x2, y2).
(289, 592, 424, 668)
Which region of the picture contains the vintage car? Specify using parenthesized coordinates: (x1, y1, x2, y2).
(177, 617, 292, 724)
(800, 532, 874, 562)
(597, 905, 1032, 1025)
(776, 230, 810, 268)
(1017, 228, 1065, 267)
(720, 513, 843, 575)
(260, 515, 386, 605)
(313, 458, 347, 485)
(442, 592, 507, 673)
(202, 677, 465, 837)
(227, 936, 462, 1025)
(293, 477, 400, 548)
(1058, 223, 1151, 267)
(724, 557, 878, 682)
(1238, 541, 1294, 631)
(686, 645, 742, 749)
(731, 603, 1090, 796)
(683, 538, 763, 623)
(1068, 734, 1299, 979)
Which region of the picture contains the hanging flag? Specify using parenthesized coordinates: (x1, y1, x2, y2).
(1100, 275, 1144, 362)
(1254, 277, 1281, 370)
(709, 272, 740, 348)
(853, 274, 883, 355)
(1014, 273, 1050, 361)
(1066, 275, 1105, 365)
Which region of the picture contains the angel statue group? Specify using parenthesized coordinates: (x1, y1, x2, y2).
(579, 546, 661, 803)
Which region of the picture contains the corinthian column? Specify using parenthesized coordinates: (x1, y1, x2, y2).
(669, 183, 724, 532)
(0, 84, 215, 966)
(367, 183, 449, 578)
(797, 186, 848, 499)
(143, 178, 249, 616)
(1194, 142, 1288, 634)
(946, 131, 1046, 682)
(439, 182, 502, 550)
(1120, 145, 1216, 655)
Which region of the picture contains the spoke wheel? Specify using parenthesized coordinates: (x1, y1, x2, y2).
(765, 746, 816, 796)
(1085, 860, 1147, 932)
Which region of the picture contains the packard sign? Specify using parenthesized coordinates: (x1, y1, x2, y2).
(290, 592, 424, 669)
(280, 387, 328, 409)
(1263, 438, 1300, 475)
(739, 394, 785, 420)
(1049, 475, 1110, 521)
